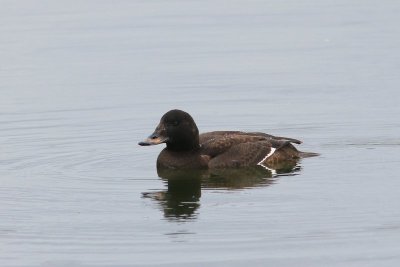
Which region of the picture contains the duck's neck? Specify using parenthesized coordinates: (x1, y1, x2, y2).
(166, 135, 200, 152)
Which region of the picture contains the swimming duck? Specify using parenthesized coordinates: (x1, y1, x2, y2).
(139, 109, 317, 169)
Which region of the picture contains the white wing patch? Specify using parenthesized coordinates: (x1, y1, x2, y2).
(257, 147, 277, 176)
(258, 163, 277, 176)
(257, 147, 276, 165)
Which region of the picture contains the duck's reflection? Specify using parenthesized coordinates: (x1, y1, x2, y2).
(142, 162, 300, 221)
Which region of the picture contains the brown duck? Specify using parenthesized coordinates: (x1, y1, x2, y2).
(139, 109, 317, 169)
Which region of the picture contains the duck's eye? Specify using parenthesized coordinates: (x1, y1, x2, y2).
(169, 121, 179, 126)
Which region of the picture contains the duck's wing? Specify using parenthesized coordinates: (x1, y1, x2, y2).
(244, 132, 302, 144)
(199, 133, 275, 168)
(199, 131, 302, 145)
(199, 132, 302, 168)
(200, 132, 266, 157)
(207, 140, 274, 168)
(199, 131, 241, 144)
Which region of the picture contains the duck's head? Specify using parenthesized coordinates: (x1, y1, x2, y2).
(139, 109, 200, 151)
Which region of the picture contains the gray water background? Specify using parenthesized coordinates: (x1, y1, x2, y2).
(1, 0, 400, 266)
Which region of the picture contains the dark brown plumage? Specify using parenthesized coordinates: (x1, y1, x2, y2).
(139, 109, 317, 169)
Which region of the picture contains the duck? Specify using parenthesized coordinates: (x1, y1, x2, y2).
(139, 109, 317, 169)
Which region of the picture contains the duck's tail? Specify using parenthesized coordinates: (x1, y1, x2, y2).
(299, 151, 320, 158)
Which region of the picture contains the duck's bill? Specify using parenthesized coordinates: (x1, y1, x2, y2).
(138, 134, 168, 146)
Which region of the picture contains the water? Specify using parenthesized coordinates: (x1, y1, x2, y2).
(1, 0, 400, 266)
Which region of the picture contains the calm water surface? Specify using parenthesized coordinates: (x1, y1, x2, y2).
(1, 1, 400, 266)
